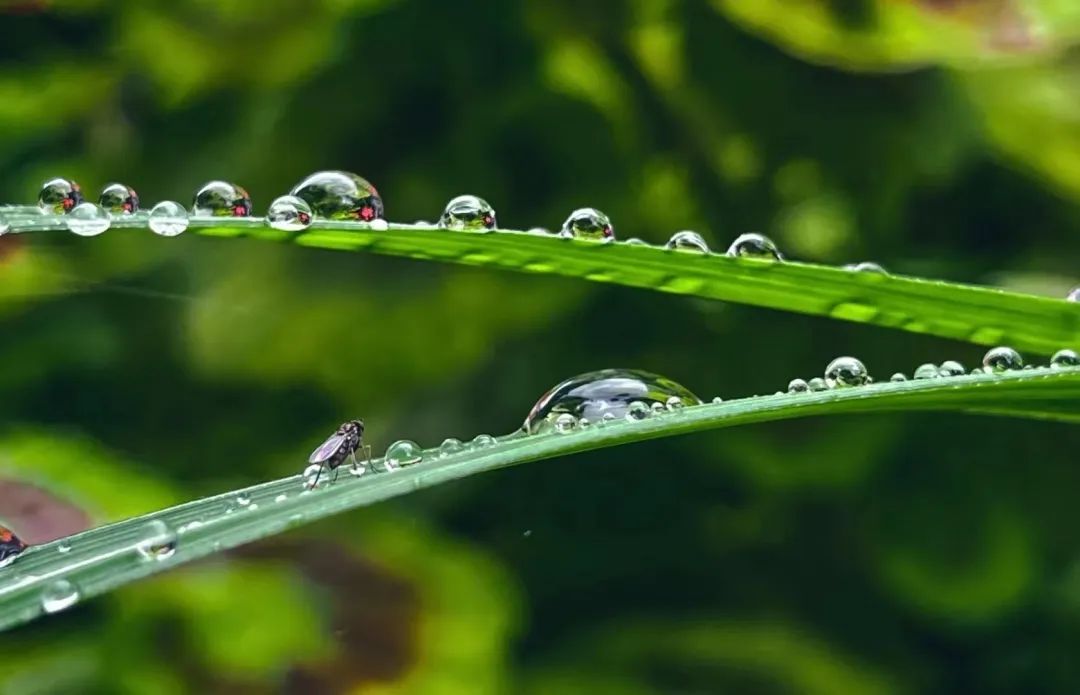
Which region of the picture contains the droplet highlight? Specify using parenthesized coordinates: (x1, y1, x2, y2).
(824, 357, 869, 388)
(1051, 349, 1079, 368)
(937, 360, 965, 377)
(192, 180, 252, 217)
(41, 579, 80, 614)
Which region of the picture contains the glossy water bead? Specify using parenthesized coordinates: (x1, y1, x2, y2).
(560, 208, 614, 242)
(290, 170, 384, 221)
(192, 181, 252, 217)
(266, 195, 313, 231)
(726, 233, 781, 260)
(98, 183, 139, 215)
(65, 203, 110, 237)
(665, 230, 709, 253)
(824, 356, 869, 388)
(439, 195, 496, 231)
(148, 201, 189, 237)
(38, 177, 84, 214)
(982, 346, 1023, 373)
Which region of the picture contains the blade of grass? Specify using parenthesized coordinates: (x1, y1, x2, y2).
(5, 211, 1077, 355)
(0, 366, 1077, 632)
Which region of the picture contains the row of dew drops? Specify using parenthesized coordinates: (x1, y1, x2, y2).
(4, 343, 1078, 615)
(15, 172, 1080, 300)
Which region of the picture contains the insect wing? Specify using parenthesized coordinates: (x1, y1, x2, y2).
(309, 433, 347, 464)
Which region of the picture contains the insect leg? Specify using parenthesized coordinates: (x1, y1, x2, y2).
(310, 464, 324, 489)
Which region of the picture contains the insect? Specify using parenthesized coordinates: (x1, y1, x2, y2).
(307, 419, 370, 487)
(0, 526, 27, 568)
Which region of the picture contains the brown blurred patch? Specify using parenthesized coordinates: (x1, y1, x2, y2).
(0, 479, 92, 543)
(236, 538, 422, 695)
(0, 235, 24, 265)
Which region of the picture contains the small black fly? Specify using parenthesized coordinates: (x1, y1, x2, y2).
(307, 419, 370, 487)
(0, 526, 27, 568)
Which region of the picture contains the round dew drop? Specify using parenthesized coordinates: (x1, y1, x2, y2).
(938, 360, 966, 377)
(560, 208, 614, 242)
(626, 401, 651, 421)
(1051, 349, 1080, 368)
(982, 346, 1023, 373)
(913, 363, 939, 380)
(99, 183, 139, 215)
(439, 438, 464, 458)
(890, 372, 908, 382)
(807, 377, 827, 392)
(135, 520, 177, 561)
(148, 201, 190, 237)
(726, 233, 781, 260)
(384, 440, 423, 468)
(192, 180, 252, 217)
(266, 195, 313, 231)
(553, 413, 577, 433)
(824, 356, 869, 388)
(787, 378, 810, 394)
(41, 579, 80, 614)
(439, 195, 497, 231)
(844, 261, 887, 274)
(65, 203, 110, 237)
(290, 170, 383, 221)
(38, 177, 84, 214)
(665, 230, 709, 253)
(471, 434, 497, 448)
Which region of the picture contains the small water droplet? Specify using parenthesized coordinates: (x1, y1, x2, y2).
(711, 396, 723, 404)
(439, 195, 496, 231)
(844, 261, 887, 274)
(41, 579, 80, 614)
(192, 180, 252, 217)
(982, 346, 1023, 373)
(369, 219, 389, 231)
(471, 434, 497, 448)
(98, 183, 139, 215)
(625, 238, 649, 246)
(236, 494, 251, 507)
(1050, 349, 1079, 368)
(65, 202, 110, 237)
(439, 438, 464, 458)
(807, 378, 827, 391)
(627, 401, 651, 421)
(290, 170, 383, 221)
(57, 541, 71, 554)
(1066, 287, 1079, 302)
(179, 520, 203, 534)
(385, 440, 423, 468)
(266, 195, 313, 231)
(726, 233, 781, 260)
(914, 363, 939, 380)
(554, 413, 578, 433)
(824, 357, 869, 388)
(275, 493, 288, 503)
(523, 368, 702, 434)
(560, 208, 614, 242)
(665, 395, 685, 411)
(787, 378, 810, 394)
(527, 227, 552, 236)
(938, 360, 965, 377)
(601, 412, 617, 424)
(38, 177, 83, 214)
(650, 402, 666, 415)
(890, 372, 908, 382)
(136, 520, 177, 561)
(665, 230, 709, 253)
(148, 201, 189, 237)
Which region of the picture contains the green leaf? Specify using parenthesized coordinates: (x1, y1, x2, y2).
(0, 366, 1076, 632)
(6, 214, 1079, 355)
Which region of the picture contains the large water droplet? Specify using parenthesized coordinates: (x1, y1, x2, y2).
(148, 201, 189, 237)
(982, 346, 1023, 373)
(1050, 349, 1079, 368)
(290, 170, 383, 221)
(135, 520, 177, 561)
(807, 377, 827, 391)
(523, 368, 702, 434)
(824, 356, 869, 388)
(38, 177, 83, 214)
(914, 363, 939, 380)
(266, 195, 313, 231)
(385, 440, 423, 468)
(439, 195, 496, 231)
(65, 202, 110, 237)
(665, 230, 709, 253)
(41, 579, 80, 614)
(192, 180, 252, 217)
(439, 438, 464, 458)
(726, 233, 781, 260)
(938, 360, 966, 377)
(560, 208, 614, 242)
(99, 183, 139, 215)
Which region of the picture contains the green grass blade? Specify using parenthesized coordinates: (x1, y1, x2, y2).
(0, 367, 1077, 632)
(5, 212, 1078, 355)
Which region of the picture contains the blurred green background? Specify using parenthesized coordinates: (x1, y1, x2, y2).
(1, 0, 1080, 692)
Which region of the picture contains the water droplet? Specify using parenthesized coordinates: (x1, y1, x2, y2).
(302, 463, 325, 489)
(1050, 349, 1079, 368)
(665, 395, 685, 411)
(179, 520, 203, 534)
(726, 233, 781, 260)
(275, 493, 288, 503)
(266, 195, 313, 231)
(38, 177, 83, 214)
(523, 368, 702, 434)
(626, 401, 651, 421)
(1066, 287, 1079, 302)
(824, 357, 869, 388)
(236, 494, 251, 507)
(914, 363, 939, 380)
(807, 378, 827, 392)
(982, 346, 1023, 373)
(560, 208, 614, 242)
(554, 413, 578, 433)
(439, 438, 464, 458)
(57, 541, 71, 554)
(938, 360, 965, 377)
(65, 202, 110, 237)
(135, 520, 177, 561)
(41, 579, 79, 614)
(890, 372, 908, 382)
(148, 201, 189, 237)
(290, 170, 383, 221)
(787, 378, 810, 394)
(192, 180, 252, 217)
(527, 227, 552, 236)
(471, 434, 497, 448)
(625, 238, 649, 246)
(844, 261, 887, 274)
(665, 230, 709, 253)
(439, 195, 496, 231)
(370, 219, 389, 231)
(385, 440, 423, 468)
(650, 402, 666, 415)
(711, 396, 723, 404)
(98, 182, 139, 215)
